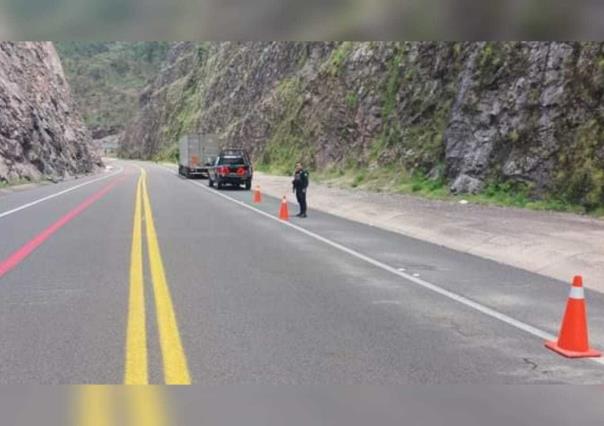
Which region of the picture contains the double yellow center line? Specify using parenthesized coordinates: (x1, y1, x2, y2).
(125, 168, 191, 384)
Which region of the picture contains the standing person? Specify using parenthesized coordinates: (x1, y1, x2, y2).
(292, 162, 309, 218)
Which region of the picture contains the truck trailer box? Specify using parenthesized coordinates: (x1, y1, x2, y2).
(178, 134, 220, 178)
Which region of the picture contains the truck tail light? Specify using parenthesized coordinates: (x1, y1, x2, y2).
(218, 166, 230, 176)
(236, 167, 246, 176)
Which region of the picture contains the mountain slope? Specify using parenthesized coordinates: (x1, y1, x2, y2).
(120, 42, 604, 211)
(56, 42, 169, 139)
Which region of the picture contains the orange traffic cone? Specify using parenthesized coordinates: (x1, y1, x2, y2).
(545, 275, 601, 358)
(253, 185, 262, 203)
(279, 196, 289, 220)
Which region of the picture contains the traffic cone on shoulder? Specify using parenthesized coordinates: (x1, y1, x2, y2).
(279, 196, 289, 220)
(253, 185, 262, 203)
(545, 275, 601, 358)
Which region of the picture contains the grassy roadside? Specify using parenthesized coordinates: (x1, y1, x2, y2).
(148, 152, 600, 217)
(0, 177, 44, 190)
(258, 164, 598, 217)
(151, 144, 179, 164)
(0, 169, 105, 192)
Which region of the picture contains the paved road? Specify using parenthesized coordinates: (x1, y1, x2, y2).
(1, 160, 604, 384)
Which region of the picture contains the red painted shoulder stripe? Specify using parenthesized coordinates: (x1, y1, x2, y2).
(0, 176, 125, 279)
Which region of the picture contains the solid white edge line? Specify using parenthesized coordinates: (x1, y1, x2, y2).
(160, 164, 604, 367)
(0, 166, 124, 220)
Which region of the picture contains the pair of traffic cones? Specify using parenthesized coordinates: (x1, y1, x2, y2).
(251, 186, 599, 357)
(252, 186, 290, 220)
(546, 275, 601, 358)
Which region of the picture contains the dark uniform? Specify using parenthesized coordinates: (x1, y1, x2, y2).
(292, 168, 309, 217)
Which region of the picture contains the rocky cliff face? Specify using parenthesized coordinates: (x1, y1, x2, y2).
(120, 42, 604, 210)
(0, 42, 100, 184)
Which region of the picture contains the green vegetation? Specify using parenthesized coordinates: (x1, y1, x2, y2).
(0, 177, 45, 189)
(370, 47, 449, 177)
(257, 77, 314, 175)
(555, 119, 604, 213)
(476, 42, 509, 90)
(345, 92, 358, 109)
(324, 42, 353, 77)
(119, 44, 208, 160)
(307, 166, 591, 215)
(478, 43, 504, 73)
(381, 50, 404, 119)
(162, 74, 202, 146)
(368, 51, 405, 161)
(152, 143, 179, 164)
(466, 182, 581, 213)
(56, 42, 169, 136)
(313, 166, 449, 198)
(117, 41, 604, 219)
(249, 43, 604, 218)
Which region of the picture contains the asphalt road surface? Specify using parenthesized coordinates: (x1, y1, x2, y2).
(1, 160, 604, 384)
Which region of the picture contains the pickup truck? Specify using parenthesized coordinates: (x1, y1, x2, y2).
(208, 149, 253, 190)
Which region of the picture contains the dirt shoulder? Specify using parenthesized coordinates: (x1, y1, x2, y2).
(254, 172, 604, 294)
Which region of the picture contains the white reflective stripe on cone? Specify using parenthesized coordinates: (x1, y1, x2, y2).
(569, 286, 585, 300)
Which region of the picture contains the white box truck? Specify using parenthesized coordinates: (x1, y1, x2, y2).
(178, 134, 221, 178)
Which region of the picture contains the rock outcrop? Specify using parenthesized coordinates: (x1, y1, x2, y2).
(120, 42, 604, 209)
(0, 42, 101, 184)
